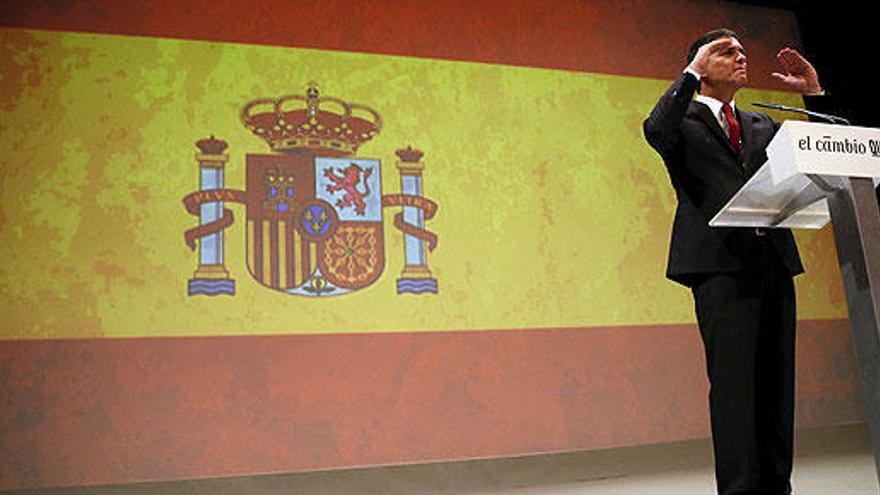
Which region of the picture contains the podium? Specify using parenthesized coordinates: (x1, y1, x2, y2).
(712, 120, 880, 482)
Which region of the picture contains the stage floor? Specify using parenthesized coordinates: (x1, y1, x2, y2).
(12, 423, 877, 495)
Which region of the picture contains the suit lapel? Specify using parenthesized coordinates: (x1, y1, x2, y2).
(688, 101, 742, 161)
(737, 109, 762, 175)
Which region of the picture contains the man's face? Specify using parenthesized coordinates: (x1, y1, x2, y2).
(704, 37, 748, 89)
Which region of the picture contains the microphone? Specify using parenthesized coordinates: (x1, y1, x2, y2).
(752, 102, 851, 126)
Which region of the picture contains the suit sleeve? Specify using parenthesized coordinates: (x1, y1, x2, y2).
(643, 72, 700, 155)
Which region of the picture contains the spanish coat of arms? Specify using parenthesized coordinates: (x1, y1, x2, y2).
(182, 83, 438, 297)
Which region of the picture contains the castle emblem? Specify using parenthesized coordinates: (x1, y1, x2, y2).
(182, 83, 438, 297)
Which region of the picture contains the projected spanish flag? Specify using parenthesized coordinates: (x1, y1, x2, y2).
(0, 1, 858, 491)
(0, 26, 845, 340)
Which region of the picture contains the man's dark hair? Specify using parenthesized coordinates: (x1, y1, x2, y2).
(687, 28, 739, 64)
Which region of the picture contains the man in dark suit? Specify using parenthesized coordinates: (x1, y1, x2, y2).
(643, 29, 825, 495)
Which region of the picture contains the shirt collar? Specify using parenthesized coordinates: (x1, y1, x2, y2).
(694, 94, 736, 123)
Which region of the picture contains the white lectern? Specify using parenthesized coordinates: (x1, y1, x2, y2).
(712, 120, 880, 483)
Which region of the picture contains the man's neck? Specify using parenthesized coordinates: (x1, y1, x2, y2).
(699, 84, 737, 104)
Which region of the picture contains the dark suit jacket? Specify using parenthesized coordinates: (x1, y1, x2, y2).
(643, 72, 806, 287)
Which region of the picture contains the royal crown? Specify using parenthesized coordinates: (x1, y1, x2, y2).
(395, 146, 424, 163)
(195, 134, 228, 155)
(241, 82, 382, 156)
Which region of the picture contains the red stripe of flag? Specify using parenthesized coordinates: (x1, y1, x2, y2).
(0, 0, 801, 89)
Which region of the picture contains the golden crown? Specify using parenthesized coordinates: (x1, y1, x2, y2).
(241, 82, 382, 156)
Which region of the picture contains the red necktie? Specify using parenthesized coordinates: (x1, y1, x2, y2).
(722, 103, 741, 154)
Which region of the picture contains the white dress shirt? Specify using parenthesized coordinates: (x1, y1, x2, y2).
(683, 68, 738, 140)
(694, 94, 737, 141)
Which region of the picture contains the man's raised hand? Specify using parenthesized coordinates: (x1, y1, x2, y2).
(687, 38, 735, 77)
(772, 47, 823, 94)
